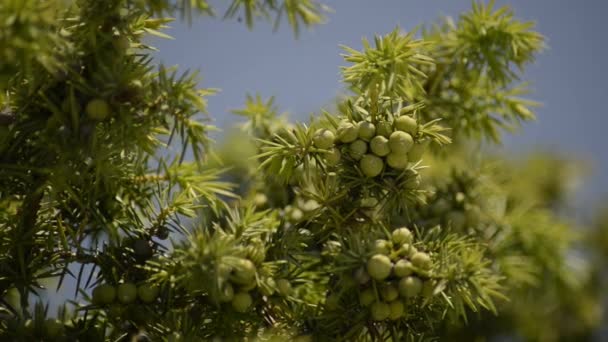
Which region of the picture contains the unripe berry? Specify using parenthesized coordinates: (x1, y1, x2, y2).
(408, 246, 419, 258)
(113, 35, 131, 51)
(367, 254, 393, 281)
(394, 259, 414, 278)
(381, 284, 399, 301)
(370, 136, 390, 157)
(370, 302, 391, 321)
(386, 152, 408, 170)
(388, 301, 405, 320)
(372, 239, 391, 255)
(407, 139, 429, 162)
(137, 283, 160, 303)
(117, 283, 138, 304)
(360, 154, 384, 177)
(85, 98, 111, 121)
(92, 284, 116, 305)
(324, 147, 341, 166)
(337, 122, 359, 143)
(388, 131, 414, 154)
(231, 292, 253, 312)
(399, 276, 423, 298)
(392, 228, 413, 245)
(277, 278, 292, 296)
(411, 252, 432, 270)
(394, 116, 418, 134)
(359, 288, 375, 307)
(313, 128, 335, 149)
(289, 207, 303, 222)
(349, 139, 368, 160)
(253, 193, 268, 207)
(44, 319, 64, 338)
(357, 121, 376, 141)
(376, 121, 393, 138)
(231, 259, 257, 285)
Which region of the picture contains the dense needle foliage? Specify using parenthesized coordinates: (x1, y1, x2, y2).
(0, 0, 606, 341)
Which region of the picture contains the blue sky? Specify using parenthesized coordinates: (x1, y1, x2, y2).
(151, 0, 607, 207)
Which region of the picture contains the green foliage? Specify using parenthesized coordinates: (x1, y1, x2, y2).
(0, 1, 604, 341)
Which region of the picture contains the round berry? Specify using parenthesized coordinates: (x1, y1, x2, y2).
(407, 139, 429, 162)
(381, 284, 399, 302)
(240, 279, 258, 292)
(408, 246, 419, 258)
(289, 207, 303, 222)
(254, 193, 268, 207)
(370, 136, 391, 157)
(313, 128, 335, 149)
(372, 239, 391, 255)
(388, 301, 405, 320)
(376, 121, 393, 138)
(411, 252, 432, 270)
(337, 122, 359, 143)
(359, 288, 375, 307)
(386, 153, 409, 170)
(44, 319, 64, 338)
(324, 147, 341, 166)
(367, 254, 393, 281)
(137, 283, 160, 303)
(388, 131, 414, 154)
(399, 276, 423, 298)
(395, 241, 410, 255)
(117, 283, 138, 304)
(360, 154, 384, 177)
(277, 278, 292, 296)
(231, 259, 256, 285)
(370, 302, 391, 321)
(85, 98, 111, 121)
(392, 228, 413, 245)
(357, 121, 376, 141)
(113, 35, 131, 51)
(92, 284, 116, 305)
(349, 139, 368, 160)
(394, 259, 414, 278)
(394, 116, 418, 134)
(231, 292, 253, 312)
